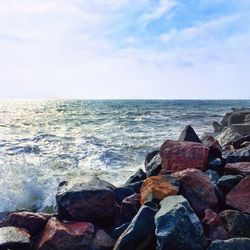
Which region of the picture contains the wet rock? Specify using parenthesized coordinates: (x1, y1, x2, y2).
(3, 211, 48, 236)
(173, 169, 217, 216)
(226, 176, 250, 213)
(56, 177, 115, 223)
(140, 175, 179, 205)
(224, 162, 250, 176)
(36, 217, 94, 250)
(207, 238, 250, 250)
(144, 150, 159, 166)
(228, 112, 247, 126)
(223, 144, 250, 163)
(120, 194, 140, 223)
(0, 226, 30, 250)
(219, 210, 250, 238)
(178, 125, 201, 143)
(203, 209, 229, 240)
(145, 154, 162, 177)
(125, 168, 146, 185)
(92, 229, 116, 250)
(114, 187, 134, 205)
(113, 203, 158, 250)
(205, 170, 221, 184)
(160, 140, 209, 173)
(123, 181, 143, 193)
(109, 223, 129, 241)
(232, 135, 250, 149)
(207, 158, 225, 174)
(217, 175, 243, 194)
(212, 121, 223, 133)
(231, 124, 250, 135)
(155, 195, 207, 250)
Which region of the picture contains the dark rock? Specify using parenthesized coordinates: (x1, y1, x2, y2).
(123, 181, 143, 193)
(217, 175, 243, 194)
(223, 145, 250, 163)
(228, 113, 247, 126)
(36, 217, 94, 250)
(207, 158, 225, 174)
(207, 238, 250, 250)
(172, 169, 217, 216)
(155, 195, 207, 250)
(232, 135, 250, 149)
(56, 177, 116, 223)
(224, 162, 250, 176)
(226, 176, 250, 213)
(212, 121, 223, 132)
(178, 125, 201, 143)
(160, 140, 209, 173)
(114, 187, 134, 205)
(145, 154, 162, 177)
(205, 170, 221, 184)
(140, 175, 179, 205)
(214, 184, 226, 211)
(120, 194, 140, 223)
(125, 169, 146, 185)
(92, 229, 116, 250)
(109, 223, 129, 241)
(113, 203, 158, 250)
(0, 226, 30, 250)
(231, 124, 250, 135)
(219, 210, 250, 238)
(144, 150, 159, 166)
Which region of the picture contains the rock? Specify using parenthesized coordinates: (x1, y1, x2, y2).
(217, 175, 243, 194)
(207, 238, 250, 250)
(203, 209, 229, 240)
(226, 176, 250, 213)
(113, 203, 158, 250)
(216, 127, 242, 147)
(160, 140, 209, 173)
(212, 121, 223, 132)
(172, 169, 217, 216)
(2, 211, 48, 236)
(201, 134, 222, 161)
(232, 135, 250, 149)
(0, 226, 30, 250)
(155, 195, 207, 250)
(144, 150, 159, 166)
(145, 154, 162, 177)
(125, 169, 146, 185)
(56, 177, 115, 223)
(207, 158, 225, 174)
(223, 145, 250, 163)
(213, 184, 226, 211)
(114, 187, 134, 205)
(92, 229, 116, 250)
(36, 217, 94, 250)
(140, 175, 179, 205)
(219, 210, 250, 238)
(123, 181, 143, 193)
(228, 113, 247, 126)
(120, 194, 140, 223)
(205, 170, 221, 184)
(224, 162, 250, 176)
(231, 124, 250, 135)
(245, 114, 250, 123)
(178, 125, 201, 143)
(109, 223, 129, 241)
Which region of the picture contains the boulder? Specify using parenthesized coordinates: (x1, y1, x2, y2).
(217, 175, 243, 194)
(125, 169, 146, 185)
(0, 226, 30, 250)
(144, 150, 159, 166)
(212, 121, 223, 133)
(205, 170, 221, 184)
(178, 125, 201, 143)
(2, 211, 48, 236)
(92, 229, 116, 250)
(113, 203, 158, 250)
(203, 209, 229, 240)
(201, 134, 222, 161)
(36, 217, 94, 250)
(231, 124, 250, 135)
(228, 113, 247, 126)
(56, 177, 115, 223)
(145, 154, 162, 177)
(224, 162, 250, 176)
(172, 169, 217, 216)
(223, 144, 250, 163)
(120, 194, 140, 223)
(140, 175, 179, 205)
(123, 181, 143, 193)
(219, 210, 250, 238)
(155, 195, 207, 250)
(232, 135, 250, 149)
(114, 187, 134, 205)
(216, 127, 242, 147)
(109, 223, 129, 241)
(160, 140, 209, 173)
(207, 238, 250, 250)
(207, 158, 225, 174)
(226, 176, 250, 213)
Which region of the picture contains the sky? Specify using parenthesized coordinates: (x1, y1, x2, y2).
(0, 0, 249, 99)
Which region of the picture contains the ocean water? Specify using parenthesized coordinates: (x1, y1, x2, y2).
(0, 99, 250, 213)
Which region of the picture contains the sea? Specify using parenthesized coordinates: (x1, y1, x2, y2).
(0, 99, 250, 214)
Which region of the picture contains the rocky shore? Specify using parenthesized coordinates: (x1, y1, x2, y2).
(0, 108, 250, 250)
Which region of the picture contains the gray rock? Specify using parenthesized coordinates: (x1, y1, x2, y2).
(231, 124, 250, 135)
(155, 195, 207, 250)
(223, 145, 250, 163)
(145, 154, 162, 177)
(207, 238, 250, 250)
(216, 128, 242, 147)
(178, 125, 201, 143)
(144, 150, 160, 166)
(125, 169, 146, 185)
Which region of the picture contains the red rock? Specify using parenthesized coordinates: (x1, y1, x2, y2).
(140, 175, 179, 205)
(160, 140, 209, 173)
(3, 211, 48, 236)
(92, 229, 116, 250)
(224, 162, 250, 176)
(120, 193, 140, 223)
(36, 217, 94, 250)
(226, 176, 250, 213)
(172, 169, 217, 216)
(203, 209, 229, 240)
(201, 134, 222, 151)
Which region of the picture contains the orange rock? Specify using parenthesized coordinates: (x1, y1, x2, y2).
(140, 175, 179, 205)
(160, 140, 209, 173)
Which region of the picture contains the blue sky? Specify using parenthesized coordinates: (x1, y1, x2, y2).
(0, 0, 249, 99)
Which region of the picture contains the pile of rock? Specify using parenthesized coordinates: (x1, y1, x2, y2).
(0, 121, 250, 249)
